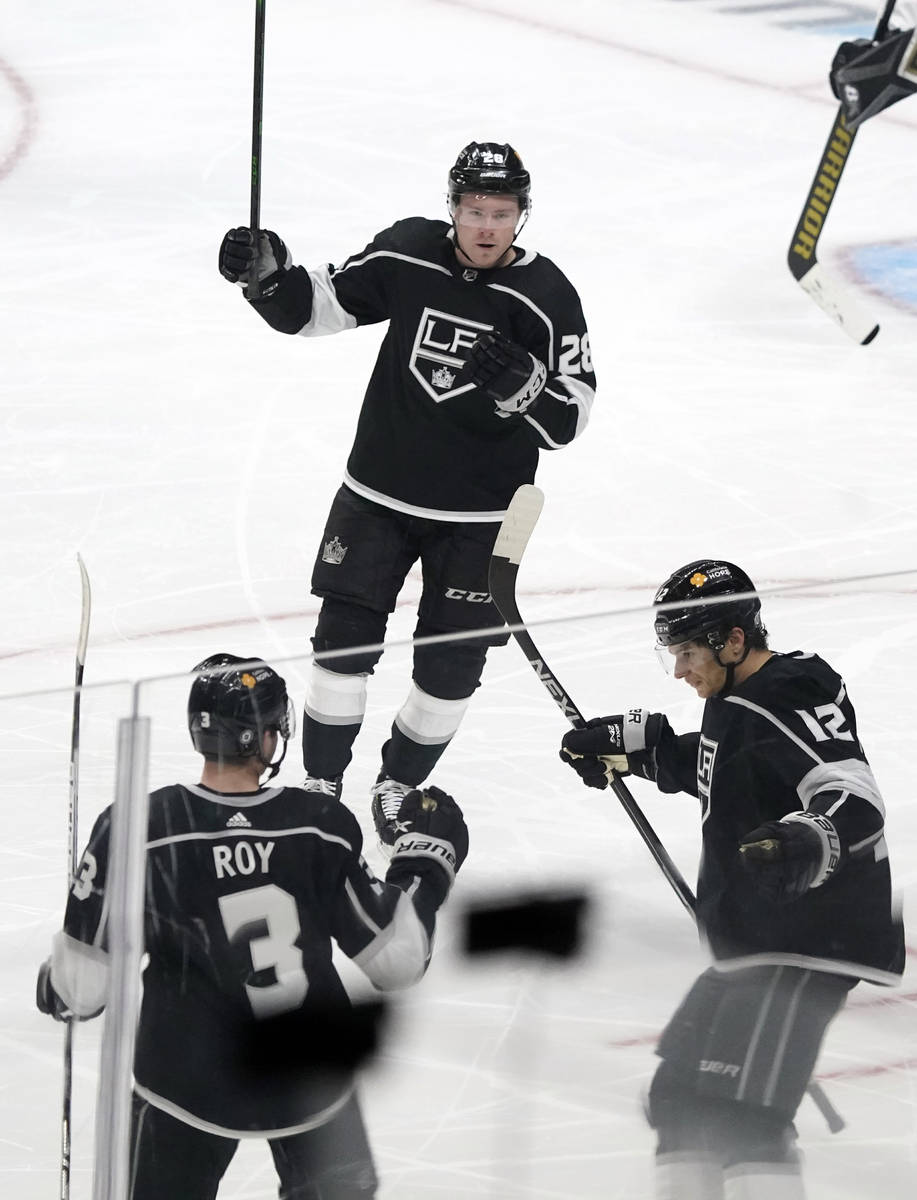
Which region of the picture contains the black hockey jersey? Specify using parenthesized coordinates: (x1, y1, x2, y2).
(51, 782, 444, 1136)
(248, 217, 596, 520)
(652, 653, 904, 979)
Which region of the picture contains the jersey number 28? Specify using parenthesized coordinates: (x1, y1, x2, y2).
(558, 333, 592, 375)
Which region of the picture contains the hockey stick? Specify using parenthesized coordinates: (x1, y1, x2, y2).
(488, 485, 696, 919)
(488, 485, 845, 1133)
(247, 0, 267, 301)
(786, 0, 898, 343)
(61, 554, 91, 1200)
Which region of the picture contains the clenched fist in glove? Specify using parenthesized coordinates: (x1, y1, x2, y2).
(830, 27, 917, 130)
(559, 709, 668, 788)
(462, 330, 547, 418)
(739, 811, 842, 904)
(387, 786, 469, 905)
(219, 227, 291, 295)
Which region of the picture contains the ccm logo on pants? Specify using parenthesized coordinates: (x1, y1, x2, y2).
(444, 589, 493, 603)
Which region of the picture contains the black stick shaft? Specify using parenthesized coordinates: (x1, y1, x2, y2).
(61, 555, 91, 1200)
(788, 0, 898, 275)
(876, 0, 899, 41)
(502, 607, 698, 917)
(789, 0, 897, 276)
(248, 0, 266, 300)
(786, 1, 896, 343)
(487, 489, 696, 919)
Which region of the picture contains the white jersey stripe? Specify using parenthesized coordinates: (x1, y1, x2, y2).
(297, 264, 358, 337)
(796, 759, 885, 816)
(352, 889, 430, 989)
(133, 1080, 355, 1140)
(145, 824, 354, 853)
(724, 695, 822, 764)
(712, 950, 901, 988)
(724, 695, 884, 814)
(342, 471, 506, 522)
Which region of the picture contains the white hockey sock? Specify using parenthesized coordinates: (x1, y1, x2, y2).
(655, 1151, 723, 1200)
(723, 1161, 805, 1199)
(393, 683, 471, 747)
(305, 662, 368, 726)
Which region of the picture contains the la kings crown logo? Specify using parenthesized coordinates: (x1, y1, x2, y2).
(410, 307, 492, 402)
(322, 535, 347, 565)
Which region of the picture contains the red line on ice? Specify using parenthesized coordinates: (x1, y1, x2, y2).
(0, 55, 37, 180)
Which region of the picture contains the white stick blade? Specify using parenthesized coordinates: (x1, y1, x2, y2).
(76, 553, 92, 665)
(799, 262, 879, 344)
(493, 485, 545, 566)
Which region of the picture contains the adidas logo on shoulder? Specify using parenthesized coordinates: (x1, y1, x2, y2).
(226, 811, 252, 829)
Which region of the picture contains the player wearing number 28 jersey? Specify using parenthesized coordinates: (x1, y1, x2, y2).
(37, 655, 469, 1199)
(219, 141, 596, 852)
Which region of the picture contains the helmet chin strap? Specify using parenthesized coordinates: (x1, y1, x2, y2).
(511, 209, 529, 243)
(713, 644, 751, 698)
(257, 734, 288, 782)
(451, 221, 474, 266)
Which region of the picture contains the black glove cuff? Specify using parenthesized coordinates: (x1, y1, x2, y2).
(246, 265, 314, 334)
(386, 858, 451, 911)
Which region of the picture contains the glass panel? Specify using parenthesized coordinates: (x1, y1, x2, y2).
(0, 677, 133, 1199)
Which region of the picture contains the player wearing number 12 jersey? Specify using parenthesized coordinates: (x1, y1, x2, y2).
(560, 561, 904, 1200)
(37, 654, 469, 1199)
(219, 141, 596, 850)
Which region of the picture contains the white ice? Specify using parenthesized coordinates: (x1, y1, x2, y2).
(2, 1, 916, 1196)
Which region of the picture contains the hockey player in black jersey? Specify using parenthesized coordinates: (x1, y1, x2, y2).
(219, 141, 596, 848)
(36, 653, 468, 1200)
(559, 562, 903, 1200)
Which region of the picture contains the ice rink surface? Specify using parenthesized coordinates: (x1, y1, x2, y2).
(2, 1, 917, 1195)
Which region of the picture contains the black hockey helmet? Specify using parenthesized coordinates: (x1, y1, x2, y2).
(188, 653, 293, 775)
(653, 560, 766, 653)
(448, 142, 531, 212)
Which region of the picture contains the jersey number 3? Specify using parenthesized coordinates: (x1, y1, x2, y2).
(218, 884, 308, 1018)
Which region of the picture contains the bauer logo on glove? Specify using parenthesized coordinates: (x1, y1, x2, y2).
(389, 786, 469, 889)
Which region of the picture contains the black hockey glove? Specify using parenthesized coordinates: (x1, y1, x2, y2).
(739, 811, 842, 904)
(218, 227, 291, 295)
(830, 26, 917, 130)
(36, 959, 73, 1022)
(463, 330, 547, 418)
(560, 710, 667, 788)
(387, 786, 469, 905)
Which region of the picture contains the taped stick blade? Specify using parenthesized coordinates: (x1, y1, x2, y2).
(492, 485, 545, 566)
(798, 262, 879, 345)
(75, 554, 92, 666)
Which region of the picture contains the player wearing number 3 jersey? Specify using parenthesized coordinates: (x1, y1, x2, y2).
(37, 654, 469, 1199)
(219, 141, 595, 850)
